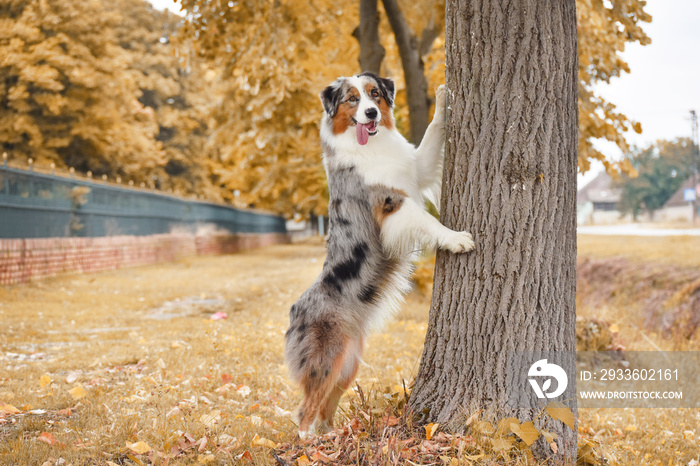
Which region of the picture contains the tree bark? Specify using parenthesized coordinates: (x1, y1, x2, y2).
(409, 0, 578, 460)
(381, 0, 431, 145)
(352, 0, 385, 75)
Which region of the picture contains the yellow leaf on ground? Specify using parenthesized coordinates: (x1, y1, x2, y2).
(69, 385, 87, 400)
(491, 437, 514, 452)
(545, 401, 576, 430)
(496, 417, 520, 435)
(251, 433, 276, 449)
(200, 410, 221, 428)
(39, 374, 52, 389)
(296, 454, 311, 466)
(609, 323, 620, 333)
(625, 424, 637, 432)
(0, 403, 20, 414)
(126, 441, 151, 454)
(510, 420, 540, 446)
(424, 422, 439, 440)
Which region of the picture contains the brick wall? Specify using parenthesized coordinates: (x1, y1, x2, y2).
(0, 233, 290, 286)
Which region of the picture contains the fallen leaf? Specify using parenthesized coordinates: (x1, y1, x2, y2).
(545, 401, 576, 430)
(609, 323, 619, 333)
(625, 424, 637, 432)
(38, 432, 57, 445)
(39, 374, 52, 389)
(274, 406, 292, 417)
(69, 385, 87, 400)
(0, 403, 20, 414)
(200, 410, 221, 428)
(198, 454, 216, 464)
(126, 441, 151, 454)
(424, 422, 439, 440)
(251, 434, 277, 449)
(65, 372, 79, 384)
(510, 420, 540, 446)
(221, 373, 234, 384)
(491, 437, 514, 452)
(236, 385, 251, 397)
(217, 434, 237, 446)
(296, 454, 311, 466)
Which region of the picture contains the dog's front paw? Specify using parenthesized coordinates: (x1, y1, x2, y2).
(435, 85, 447, 116)
(441, 231, 474, 254)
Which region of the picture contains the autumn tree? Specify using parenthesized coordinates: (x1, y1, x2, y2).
(0, 0, 164, 179)
(176, 0, 363, 217)
(576, 0, 651, 174)
(407, 0, 579, 460)
(104, 0, 216, 196)
(615, 139, 695, 219)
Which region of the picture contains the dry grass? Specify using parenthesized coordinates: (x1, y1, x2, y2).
(577, 234, 700, 269)
(0, 236, 698, 464)
(576, 234, 700, 466)
(0, 241, 432, 465)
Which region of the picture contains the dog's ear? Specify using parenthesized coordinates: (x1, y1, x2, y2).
(376, 77, 395, 108)
(320, 80, 344, 117)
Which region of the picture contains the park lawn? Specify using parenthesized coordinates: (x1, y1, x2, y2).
(0, 236, 697, 464)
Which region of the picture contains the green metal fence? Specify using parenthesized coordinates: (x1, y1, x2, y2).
(0, 164, 286, 239)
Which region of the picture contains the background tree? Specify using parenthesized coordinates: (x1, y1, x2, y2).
(577, 0, 651, 174)
(177, 0, 361, 217)
(407, 0, 579, 460)
(0, 0, 163, 179)
(105, 0, 216, 196)
(615, 139, 694, 219)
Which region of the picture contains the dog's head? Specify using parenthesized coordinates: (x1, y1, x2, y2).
(320, 72, 396, 146)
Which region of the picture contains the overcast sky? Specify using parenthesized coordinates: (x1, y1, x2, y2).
(148, 0, 700, 188)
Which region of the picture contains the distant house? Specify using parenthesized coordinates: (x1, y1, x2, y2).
(658, 177, 700, 222)
(577, 172, 625, 225)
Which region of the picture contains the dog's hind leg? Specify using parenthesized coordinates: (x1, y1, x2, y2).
(295, 321, 350, 438)
(316, 337, 363, 433)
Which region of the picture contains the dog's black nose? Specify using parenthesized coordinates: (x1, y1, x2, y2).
(365, 108, 378, 120)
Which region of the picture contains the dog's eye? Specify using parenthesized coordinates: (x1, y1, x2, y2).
(371, 89, 380, 98)
(348, 95, 358, 102)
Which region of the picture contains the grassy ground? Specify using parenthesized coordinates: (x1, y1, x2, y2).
(576, 234, 700, 466)
(577, 234, 700, 269)
(0, 235, 698, 464)
(0, 239, 430, 465)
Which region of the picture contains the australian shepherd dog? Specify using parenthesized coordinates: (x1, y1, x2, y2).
(285, 72, 474, 438)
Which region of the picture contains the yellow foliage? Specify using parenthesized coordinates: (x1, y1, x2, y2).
(1, 0, 651, 217)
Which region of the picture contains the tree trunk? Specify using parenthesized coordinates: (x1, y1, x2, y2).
(381, 0, 431, 145)
(409, 0, 578, 460)
(352, 0, 385, 75)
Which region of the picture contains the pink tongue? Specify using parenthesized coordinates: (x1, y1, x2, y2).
(356, 122, 374, 145)
(356, 123, 370, 145)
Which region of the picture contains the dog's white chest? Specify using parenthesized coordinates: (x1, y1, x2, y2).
(329, 129, 421, 199)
